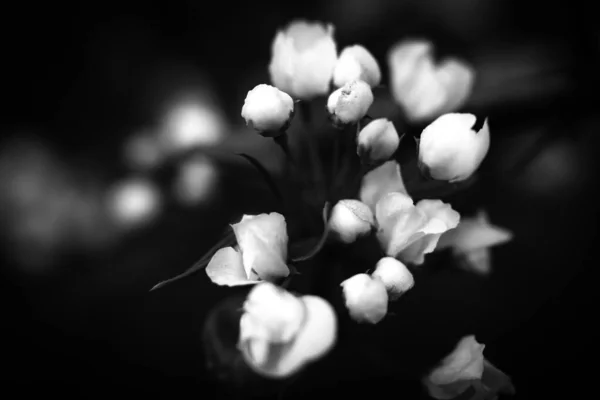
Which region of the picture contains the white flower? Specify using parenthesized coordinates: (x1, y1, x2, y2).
(329, 199, 374, 243)
(241, 84, 294, 136)
(269, 20, 338, 100)
(327, 80, 374, 127)
(419, 113, 490, 182)
(375, 192, 460, 264)
(333, 45, 381, 88)
(387, 39, 474, 123)
(359, 160, 407, 211)
(206, 213, 289, 286)
(371, 257, 414, 300)
(397, 199, 461, 265)
(340, 273, 388, 324)
(437, 210, 513, 275)
(357, 118, 400, 165)
(423, 335, 486, 399)
(238, 282, 337, 379)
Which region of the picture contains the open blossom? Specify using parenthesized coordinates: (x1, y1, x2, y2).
(327, 80, 374, 127)
(269, 20, 337, 100)
(238, 282, 337, 378)
(437, 210, 513, 275)
(375, 192, 460, 265)
(241, 84, 294, 136)
(340, 273, 388, 324)
(423, 335, 486, 399)
(388, 39, 474, 123)
(419, 113, 490, 182)
(329, 199, 374, 243)
(359, 160, 407, 211)
(206, 213, 289, 286)
(357, 118, 400, 165)
(333, 45, 381, 88)
(371, 257, 414, 300)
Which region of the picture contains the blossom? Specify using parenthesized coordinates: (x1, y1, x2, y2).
(241, 84, 294, 136)
(418, 113, 490, 182)
(340, 273, 388, 324)
(238, 282, 337, 378)
(387, 39, 474, 123)
(206, 213, 289, 286)
(357, 118, 400, 165)
(269, 20, 338, 100)
(329, 199, 374, 243)
(437, 210, 513, 275)
(423, 335, 486, 399)
(333, 45, 381, 88)
(359, 160, 407, 211)
(375, 192, 460, 264)
(371, 257, 414, 300)
(327, 80, 374, 127)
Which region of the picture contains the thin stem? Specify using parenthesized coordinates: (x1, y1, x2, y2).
(273, 133, 296, 166)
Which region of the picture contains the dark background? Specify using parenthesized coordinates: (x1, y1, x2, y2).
(2, 0, 599, 398)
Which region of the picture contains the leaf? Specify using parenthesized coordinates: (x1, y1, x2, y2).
(291, 202, 331, 263)
(150, 229, 236, 291)
(237, 152, 285, 204)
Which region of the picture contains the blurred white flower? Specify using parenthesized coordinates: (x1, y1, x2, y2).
(333, 45, 381, 88)
(437, 210, 513, 275)
(327, 80, 374, 127)
(375, 192, 459, 264)
(340, 273, 388, 324)
(371, 257, 414, 300)
(241, 84, 294, 136)
(122, 130, 165, 171)
(172, 155, 219, 206)
(388, 39, 474, 123)
(419, 113, 490, 182)
(206, 213, 289, 286)
(160, 98, 226, 154)
(239, 282, 337, 378)
(269, 20, 338, 100)
(359, 160, 407, 211)
(423, 335, 486, 399)
(357, 118, 400, 165)
(329, 199, 374, 243)
(106, 177, 162, 229)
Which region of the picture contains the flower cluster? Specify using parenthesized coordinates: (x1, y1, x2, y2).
(153, 19, 514, 399)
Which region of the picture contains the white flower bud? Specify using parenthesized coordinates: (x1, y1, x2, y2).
(269, 20, 338, 100)
(206, 212, 289, 286)
(329, 199, 374, 243)
(340, 273, 388, 324)
(327, 80, 374, 127)
(241, 84, 295, 136)
(371, 257, 414, 300)
(419, 113, 490, 182)
(357, 118, 400, 165)
(333, 45, 381, 88)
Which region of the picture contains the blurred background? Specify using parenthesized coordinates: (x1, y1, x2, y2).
(2, 0, 599, 398)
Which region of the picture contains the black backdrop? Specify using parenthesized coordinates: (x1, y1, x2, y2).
(2, 1, 600, 398)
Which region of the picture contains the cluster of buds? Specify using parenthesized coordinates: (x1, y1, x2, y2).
(154, 17, 514, 399)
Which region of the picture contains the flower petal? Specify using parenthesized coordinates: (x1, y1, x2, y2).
(437, 212, 512, 253)
(429, 335, 486, 386)
(232, 213, 290, 282)
(360, 161, 407, 211)
(206, 247, 259, 286)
